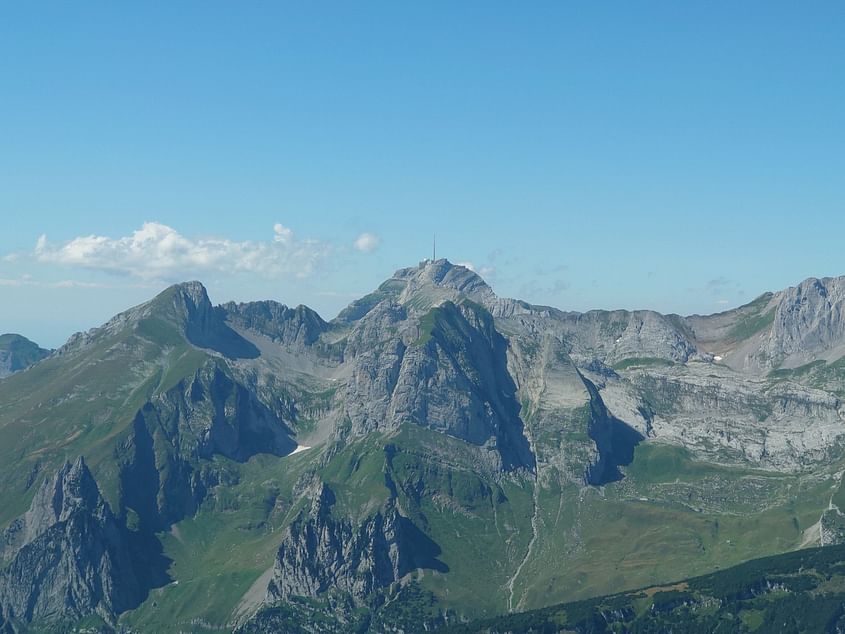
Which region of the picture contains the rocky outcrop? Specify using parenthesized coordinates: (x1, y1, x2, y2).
(541, 309, 699, 367)
(166, 282, 260, 359)
(0, 458, 141, 628)
(622, 367, 845, 469)
(266, 483, 441, 602)
(391, 259, 497, 310)
(676, 276, 845, 371)
(763, 276, 845, 367)
(820, 506, 845, 547)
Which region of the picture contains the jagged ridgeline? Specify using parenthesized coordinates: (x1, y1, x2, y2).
(2, 261, 845, 632)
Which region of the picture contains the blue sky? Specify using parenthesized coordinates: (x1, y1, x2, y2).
(1, 2, 843, 347)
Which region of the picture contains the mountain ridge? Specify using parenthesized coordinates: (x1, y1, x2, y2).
(2, 260, 845, 632)
(41, 261, 845, 374)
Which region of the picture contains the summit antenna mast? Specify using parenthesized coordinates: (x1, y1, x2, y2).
(433, 234, 436, 261)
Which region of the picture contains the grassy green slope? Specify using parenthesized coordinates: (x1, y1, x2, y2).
(138, 428, 836, 631)
(120, 450, 317, 633)
(118, 424, 538, 630)
(724, 293, 777, 342)
(441, 541, 845, 633)
(387, 427, 537, 617)
(0, 314, 208, 526)
(506, 441, 834, 613)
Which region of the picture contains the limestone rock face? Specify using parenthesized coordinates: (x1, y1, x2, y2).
(684, 276, 845, 371)
(344, 299, 534, 471)
(266, 484, 417, 601)
(391, 259, 497, 309)
(557, 310, 700, 366)
(0, 458, 140, 627)
(764, 276, 845, 367)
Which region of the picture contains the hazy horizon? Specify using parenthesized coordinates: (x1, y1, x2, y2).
(2, 2, 843, 347)
(0, 258, 826, 350)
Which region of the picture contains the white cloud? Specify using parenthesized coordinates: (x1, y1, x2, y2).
(353, 232, 381, 253)
(53, 280, 111, 289)
(33, 222, 328, 281)
(273, 223, 293, 243)
(455, 261, 495, 279)
(0, 277, 117, 289)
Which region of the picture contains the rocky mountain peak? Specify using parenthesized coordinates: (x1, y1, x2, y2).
(0, 333, 50, 378)
(0, 457, 106, 562)
(149, 280, 215, 326)
(28, 457, 103, 529)
(56, 280, 215, 354)
(65, 280, 258, 359)
(173, 280, 211, 305)
(393, 258, 495, 304)
(334, 258, 496, 324)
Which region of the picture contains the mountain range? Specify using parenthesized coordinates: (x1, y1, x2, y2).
(2, 259, 845, 633)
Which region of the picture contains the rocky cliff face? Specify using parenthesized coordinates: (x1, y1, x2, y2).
(391, 259, 497, 309)
(555, 310, 700, 366)
(266, 483, 417, 602)
(764, 276, 845, 367)
(684, 276, 845, 372)
(580, 374, 644, 485)
(0, 458, 140, 628)
(343, 299, 534, 471)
